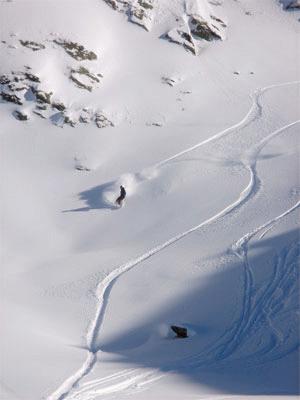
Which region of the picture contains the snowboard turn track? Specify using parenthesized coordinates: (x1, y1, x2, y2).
(47, 82, 300, 400)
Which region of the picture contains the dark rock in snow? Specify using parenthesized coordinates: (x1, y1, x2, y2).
(36, 104, 47, 110)
(13, 110, 28, 120)
(64, 114, 77, 127)
(1, 91, 23, 105)
(95, 112, 114, 128)
(52, 102, 66, 111)
(33, 88, 53, 104)
(75, 165, 91, 171)
(104, 0, 155, 31)
(164, 27, 196, 55)
(24, 72, 40, 83)
(189, 17, 223, 41)
(54, 39, 97, 61)
(70, 66, 101, 92)
(19, 40, 46, 51)
(0, 75, 10, 85)
(33, 109, 47, 119)
(79, 108, 93, 123)
(171, 325, 188, 338)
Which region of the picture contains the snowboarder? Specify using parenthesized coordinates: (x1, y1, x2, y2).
(115, 185, 126, 207)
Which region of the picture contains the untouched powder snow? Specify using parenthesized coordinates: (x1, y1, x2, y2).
(0, 1, 299, 399)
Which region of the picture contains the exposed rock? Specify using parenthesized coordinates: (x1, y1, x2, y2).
(103, 0, 120, 10)
(8, 81, 28, 92)
(36, 104, 47, 110)
(52, 102, 66, 111)
(0, 75, 10, 85)
(75, 165, 91, 171)
(13, 109, 28, 121)
(164, 1, 227, 55)
(33, 109, 47, 119)
(24, 72, 40, 83)
(94, 112, 114, 128)
(165, 26, 196, 55)
(19, 40, 45, 51)
(161, 76, 181, 87)
(146, 121, 162, 127)
(74, 158, 91, 171)
(64, 114, 77, 127)
(210, 14, 227, 28)
(171, 325, 188, 338)
(79, 108, 93, 123)
(33, 89, 53, 104)
(1, 91, 23, 105)
(70, 66, 101, 92)
(54, 39, 97, 61)
(189, 16, 222, 41)
(209, 0, 222, 5)
(103, 0, 155, 31)
(130, 0, 155, 31)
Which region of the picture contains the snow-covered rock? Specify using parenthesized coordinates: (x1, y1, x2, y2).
(104, 0, 156, 31)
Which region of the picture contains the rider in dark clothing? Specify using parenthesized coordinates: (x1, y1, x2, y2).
(120, 185, 126, 199)
(116, 185, 126, 206)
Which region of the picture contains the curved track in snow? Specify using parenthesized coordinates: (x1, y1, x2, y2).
(47, 82, 300, 400)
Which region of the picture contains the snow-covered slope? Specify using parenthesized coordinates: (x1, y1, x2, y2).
(0, 1, 299, 399)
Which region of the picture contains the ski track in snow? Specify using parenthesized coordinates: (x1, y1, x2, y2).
(47, 81, 300, 400)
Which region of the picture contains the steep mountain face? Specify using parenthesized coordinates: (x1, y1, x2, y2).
(1, 1, 299, 400)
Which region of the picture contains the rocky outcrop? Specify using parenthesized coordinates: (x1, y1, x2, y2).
(164, 0, 227, 55)
(1, 92, 23, 105)
(54, 39, 97, 61)
(70, 66, 102, 92)
(189, 16, 224, 41)
(52, 102, 66, 112)
(13, 110, 28, 121)
(32, 88, 53, 104)
(19, 40, 45, 51)
(79, 108, 93, 123)
(95, 112, 114, 128)
(130, 0, 155, 31)
(0, 60, 112, 129)
(165, 26, 197, 55)
(103, 0, 155, 31)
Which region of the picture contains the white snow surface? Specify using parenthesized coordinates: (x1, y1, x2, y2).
(0, 0, 299, 399)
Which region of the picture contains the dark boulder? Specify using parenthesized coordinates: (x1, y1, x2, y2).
(171, 325, 188, 338)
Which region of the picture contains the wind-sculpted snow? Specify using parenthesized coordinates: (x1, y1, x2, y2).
(47, 82, 300, 400)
